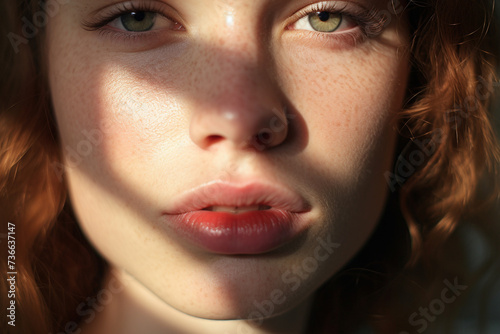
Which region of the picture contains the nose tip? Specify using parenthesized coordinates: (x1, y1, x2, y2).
(189, 104, 289, 151)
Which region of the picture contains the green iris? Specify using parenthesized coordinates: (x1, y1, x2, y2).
(308, 12, 342, 32)
(121, 11, 156, 32)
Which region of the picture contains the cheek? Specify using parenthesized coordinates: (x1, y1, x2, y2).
(279, 43, 404, 155)
(277, 42, 408, 241)
(49, 52, 187, 194)
(46, 12, 189, 176)
(282, 43, 406, 162)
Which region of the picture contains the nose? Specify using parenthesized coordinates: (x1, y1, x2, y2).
(188, 46, 289, 152)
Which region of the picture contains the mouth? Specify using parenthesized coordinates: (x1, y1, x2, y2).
(201, 205, 272, 213)
(162, 181, 312, 255)
(166, 180, 309, 214)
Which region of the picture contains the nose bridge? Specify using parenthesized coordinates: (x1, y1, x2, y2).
(203, 36, 275, 107)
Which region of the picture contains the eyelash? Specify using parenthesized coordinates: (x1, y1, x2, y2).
(82, 1, 179, 36)
(82, 1, 386, 41)
(289, 2, 387, 37)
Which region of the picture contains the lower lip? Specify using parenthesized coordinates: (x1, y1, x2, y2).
(164, 209, 307, 254)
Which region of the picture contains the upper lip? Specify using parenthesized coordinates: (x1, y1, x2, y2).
(165, 180, 310, 214)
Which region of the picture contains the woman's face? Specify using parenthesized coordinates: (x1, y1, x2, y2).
(47, 0, 409, 321)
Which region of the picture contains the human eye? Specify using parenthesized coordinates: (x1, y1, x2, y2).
(293, 8, 348, 33)
(82, 1, 184, 39)
(286, 1, 386, 44)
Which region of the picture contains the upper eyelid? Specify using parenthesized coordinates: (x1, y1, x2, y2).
(289, 2, 351, 20)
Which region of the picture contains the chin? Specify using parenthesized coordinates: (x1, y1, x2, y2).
(167, 288, 308, 323)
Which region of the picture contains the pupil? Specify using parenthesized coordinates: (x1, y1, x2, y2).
(318, 12, 330, 22)
(131, 11, 146, 21)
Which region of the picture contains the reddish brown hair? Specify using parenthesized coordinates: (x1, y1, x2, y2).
(1, 0, 499, 333)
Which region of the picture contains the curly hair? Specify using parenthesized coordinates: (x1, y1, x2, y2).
(1, 0, 499, 333)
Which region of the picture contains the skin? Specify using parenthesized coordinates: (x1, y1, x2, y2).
(46, 0, 410, 333)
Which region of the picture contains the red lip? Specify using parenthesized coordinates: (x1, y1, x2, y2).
(162, 181, 311, 254)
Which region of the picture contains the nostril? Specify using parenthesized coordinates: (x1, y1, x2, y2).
(205, 135, 224, 146)
(254, 129, 274, 147)
(258, 131, 272, 142)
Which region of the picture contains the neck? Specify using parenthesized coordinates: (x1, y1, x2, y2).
(79, 267, 315, 334)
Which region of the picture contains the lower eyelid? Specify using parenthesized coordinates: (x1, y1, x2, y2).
(283, 28, 367, 50)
